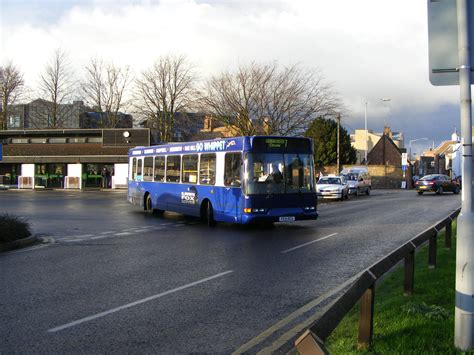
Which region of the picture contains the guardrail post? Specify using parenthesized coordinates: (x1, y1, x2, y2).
(445, 220, 452, 249)
(428, 231, 437, 269)
(358, 283, 375, 349)
(404, 250, 415, 296)
(295, 330, 328, 355)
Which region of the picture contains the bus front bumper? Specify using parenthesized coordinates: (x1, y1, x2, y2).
(241, 210, 318, 224)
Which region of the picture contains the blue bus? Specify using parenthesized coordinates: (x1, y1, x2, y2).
(127, 136, 318, 225)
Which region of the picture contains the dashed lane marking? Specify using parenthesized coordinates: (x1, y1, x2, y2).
(56, 223, 188, 243)
(280, 233, 338, 254)
(47, 270, 234, 333)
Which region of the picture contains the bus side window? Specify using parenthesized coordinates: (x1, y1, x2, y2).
(136, 158, 143, 181)
(224, 153, 241, 187)
(132, 158, 137, 181)
(200, 154, 216, 185)
(143, 157, 153, 182)
(166, 155, 181, 183)
(154, 156, 165, 182)
(182, 155, 198, 183)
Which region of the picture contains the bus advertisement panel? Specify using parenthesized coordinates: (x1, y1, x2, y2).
(127, 136, 318, 225)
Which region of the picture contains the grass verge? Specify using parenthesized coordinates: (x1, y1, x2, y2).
(325, 224, 465, 354)
(0, 214, 31, 243)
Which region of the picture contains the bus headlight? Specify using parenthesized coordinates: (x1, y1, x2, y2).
(304, 206, 316, 211)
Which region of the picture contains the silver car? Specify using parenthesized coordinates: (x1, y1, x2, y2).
(317, 176, 349, 200)
(341, 170, 372, 196)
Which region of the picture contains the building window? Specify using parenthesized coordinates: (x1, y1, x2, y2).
(8, 115, 21, 128)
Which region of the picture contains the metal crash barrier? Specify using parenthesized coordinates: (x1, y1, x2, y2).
(295, 208, 461, 354)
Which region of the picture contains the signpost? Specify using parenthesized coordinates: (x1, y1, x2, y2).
(0, 143, 2, 161)
(401, 153, 408, 188)
(428, 0, 474, 350)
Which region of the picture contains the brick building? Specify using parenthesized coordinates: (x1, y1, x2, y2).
(366, 134, 411, 188)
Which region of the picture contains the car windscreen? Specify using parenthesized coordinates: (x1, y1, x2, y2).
(318, 178, 341, 185)
(342, 173, 358, 181)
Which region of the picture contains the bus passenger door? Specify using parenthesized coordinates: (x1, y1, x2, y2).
(219, 187, 243, 223)
(219, 152, 243, 222)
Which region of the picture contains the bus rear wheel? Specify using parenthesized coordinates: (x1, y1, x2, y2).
(145, 194, 163, 215)
(202, 201, 216, 227)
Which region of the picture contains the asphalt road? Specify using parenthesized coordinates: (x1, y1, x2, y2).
(0, 188, 461, 353)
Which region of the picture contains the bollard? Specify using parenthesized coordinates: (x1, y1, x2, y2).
(358, 283, 375, 349)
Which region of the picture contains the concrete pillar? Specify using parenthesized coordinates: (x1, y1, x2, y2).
(18, 164, 35, 189)
(65, 164, 82, 189)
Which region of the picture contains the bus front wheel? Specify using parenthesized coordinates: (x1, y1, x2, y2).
(202, 201, 216, 227)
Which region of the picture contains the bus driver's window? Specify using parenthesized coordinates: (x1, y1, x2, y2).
(224, 153, 242, 187)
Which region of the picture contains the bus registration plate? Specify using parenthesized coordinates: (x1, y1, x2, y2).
(279, 216, 295, 222)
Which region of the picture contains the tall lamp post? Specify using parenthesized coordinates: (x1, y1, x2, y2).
(409, 137, 429, 161)
(364, 102, 368, 165)
(364, 98, 391, 165)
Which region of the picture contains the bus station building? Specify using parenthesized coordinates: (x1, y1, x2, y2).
(0, 128, 150, 189)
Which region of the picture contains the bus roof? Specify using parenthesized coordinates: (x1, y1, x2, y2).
(128, 136, 313, 156)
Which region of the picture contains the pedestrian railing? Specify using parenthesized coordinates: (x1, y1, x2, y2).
(295, 207, 461, 354)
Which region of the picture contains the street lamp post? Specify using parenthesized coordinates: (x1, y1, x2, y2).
(409, 138, 429, 161)
(364, 98, 391, 165)
(364, 102, 368, 165)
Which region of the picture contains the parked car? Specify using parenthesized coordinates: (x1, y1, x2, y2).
(340, 168, 372, 196)
(317, 175, 349, 201)
(415, 174, 460, 195)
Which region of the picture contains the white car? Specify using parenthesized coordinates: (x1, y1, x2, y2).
(317, 176, 349, 200)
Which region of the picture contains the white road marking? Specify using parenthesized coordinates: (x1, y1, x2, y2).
(47, 270, 234, 333)
(89, 236, 107, 240)
(233, 271, 362, 354)
(280, 233, 338, 254)
(57, 224, 184, 243)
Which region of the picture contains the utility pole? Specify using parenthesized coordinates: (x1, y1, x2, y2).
(364, 102, 368, 165)
(455, 0, 474, 350)
(336, 114, 341, 174)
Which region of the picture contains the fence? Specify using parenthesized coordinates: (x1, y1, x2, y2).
(295, 208, 461, 354)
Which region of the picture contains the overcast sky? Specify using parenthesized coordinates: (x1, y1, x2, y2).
(0, 0, 464, 153)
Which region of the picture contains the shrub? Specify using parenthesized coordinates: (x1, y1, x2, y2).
(0, 214, 31, 243)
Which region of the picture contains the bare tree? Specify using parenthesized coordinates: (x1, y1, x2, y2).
(35, 49, 77, 128)
(82, 58, 131, 128)
(0, 62, 25, 130)
(200, 62, 340, 136)
(133, 54, 196, 142)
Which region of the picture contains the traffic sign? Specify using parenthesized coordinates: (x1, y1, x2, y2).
(401, 152, 408, 166)
(427, 0, 474, 85)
